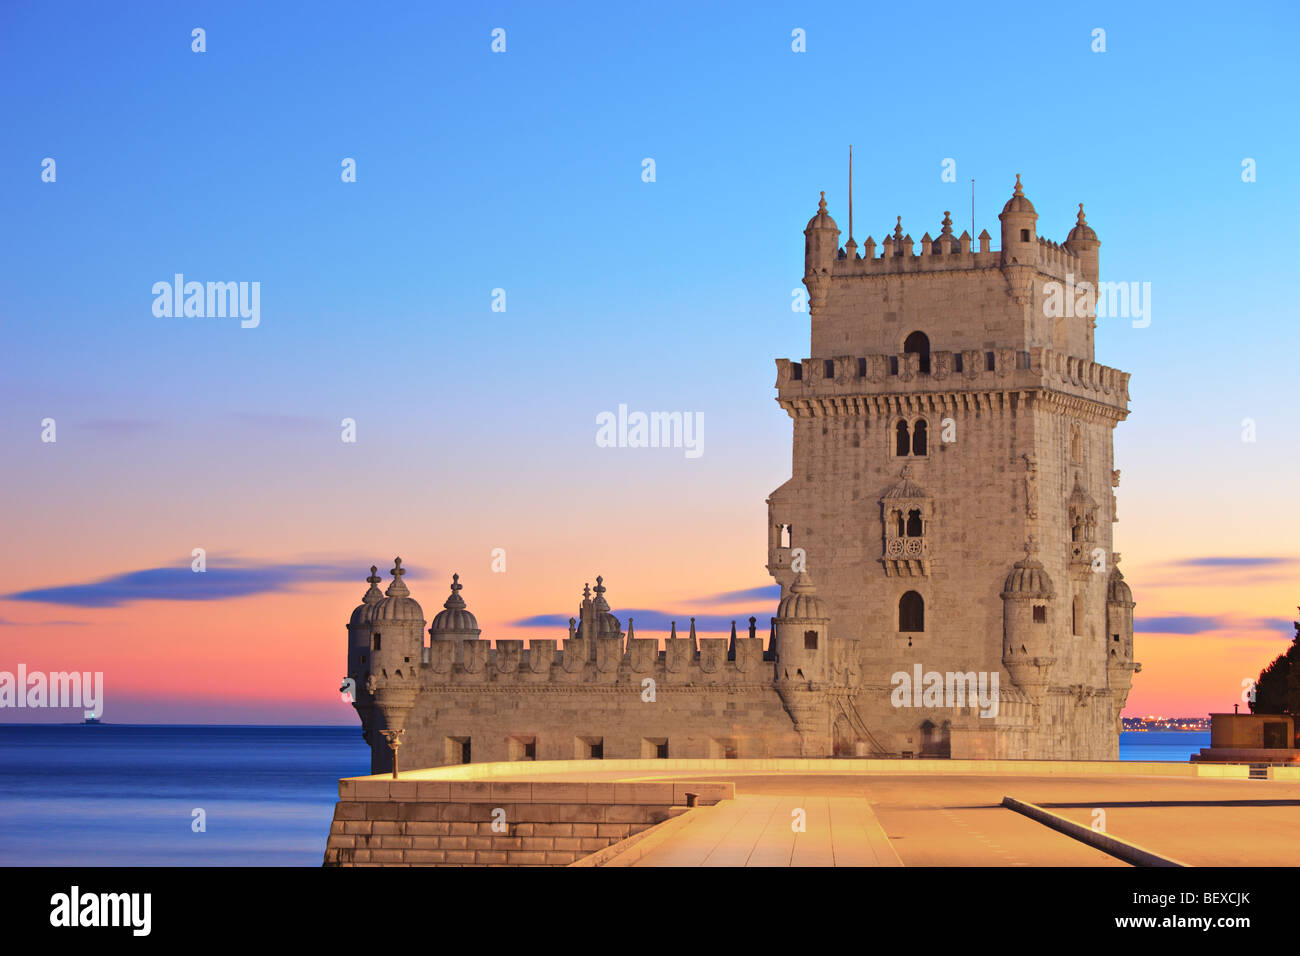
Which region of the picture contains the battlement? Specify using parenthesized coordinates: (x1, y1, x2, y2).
(416, 633, 775, 688)
(831, 228, 1084, 283)
(775, 347, 1130, 413)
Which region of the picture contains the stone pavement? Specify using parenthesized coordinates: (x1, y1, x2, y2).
(632, 793, 902, 866)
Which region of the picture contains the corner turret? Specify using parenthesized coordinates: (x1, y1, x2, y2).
(803, 192, 839, 313)
(345, 565, 385, 746)
(1063, 202, 1100, 287)
(1000, 541, 1056, 708)
(772, 571, 831, 755)
(365, 558, 424, 773)
(998, 174, 1038, 266)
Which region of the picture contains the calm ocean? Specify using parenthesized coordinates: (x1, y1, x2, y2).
(0, 725, 1209, 866)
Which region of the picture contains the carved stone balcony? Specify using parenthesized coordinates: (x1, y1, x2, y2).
(882, 535, 928, 577)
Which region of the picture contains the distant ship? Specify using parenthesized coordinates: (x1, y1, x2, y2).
(82, 715, 103, 726)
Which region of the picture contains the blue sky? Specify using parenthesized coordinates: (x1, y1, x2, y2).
(1, 1, 1297, 720)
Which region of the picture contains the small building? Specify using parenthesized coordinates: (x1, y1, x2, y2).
(1193, 713, 1299, 764)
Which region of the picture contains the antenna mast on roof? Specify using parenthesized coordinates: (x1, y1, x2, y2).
(848, 144, 854, 244)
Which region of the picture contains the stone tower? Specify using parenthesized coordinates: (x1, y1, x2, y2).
(766, 176, 1139, 759)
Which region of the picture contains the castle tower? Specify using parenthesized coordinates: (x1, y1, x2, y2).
(772, 572, 830, 756)
(768, 177, 1137, 759)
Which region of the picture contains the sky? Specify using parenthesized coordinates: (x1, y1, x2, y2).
(1, 0, 1297, 723)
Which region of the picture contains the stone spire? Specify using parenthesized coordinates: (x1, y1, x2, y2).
(443, 573, 466, 610)
(386, 557, 410, 598)
(362, 565, 383, 605)
(592, 575, 610, 612)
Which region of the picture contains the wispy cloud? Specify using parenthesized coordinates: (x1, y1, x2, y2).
(1135, 614, 1296, 636)
(1134, 615, 1227, 634)
(0, 617, 90, 627)
(1168, 556, 1299, 569)
(691, 584, 781, 605)
(4, 558, 423, 608)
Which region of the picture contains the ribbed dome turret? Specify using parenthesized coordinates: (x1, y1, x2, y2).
(1107, 566, 1133, 605)
(589, 576, 622, 637)
(430, 573, 480, 636)
(370, 558, 425, 623)
(349, 565, 385, 626)
(805, 191, 839, 233)
(1000, 173, 1037, 215)
(1002, 549, 1055, 599)
(777, 572, 828, 621)
(1066, 203, 1098, 242)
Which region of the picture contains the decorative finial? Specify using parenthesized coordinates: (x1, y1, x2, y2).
(941, 211, 953, 236)
(593, 576, 605, 595)
(443, 573, 467, 610)
(817, 190, 827, 214)
(1076, 202, 1087, 225)
(894, 216, 904, 241)
(1024, 535, 1039, 559)
(627, 617, 635, 639)
(670, 621, 677, 639)
(749, 616, 757, 639)
(583, 582, 591, 600)
(1013, 173, 1023, 196)
(362, 565, 384, 604)
(386, 557, 410, 597)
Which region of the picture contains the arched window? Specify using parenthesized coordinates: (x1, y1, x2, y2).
(904, 331, 931, 374)
(1072, 596, 1083, 636)
(906, 509, 923, 537)
(372, 633, 381, 651)
(912, 419, 928, 456)
(899, 591, 925, 632)
(779, 524, 792, 548)
(893, 509, 905, 537)
(895, 419, 911, 457)
(1070, 425, 1082, 462)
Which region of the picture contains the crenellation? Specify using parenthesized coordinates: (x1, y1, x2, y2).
(775, 347, 1129, 418)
